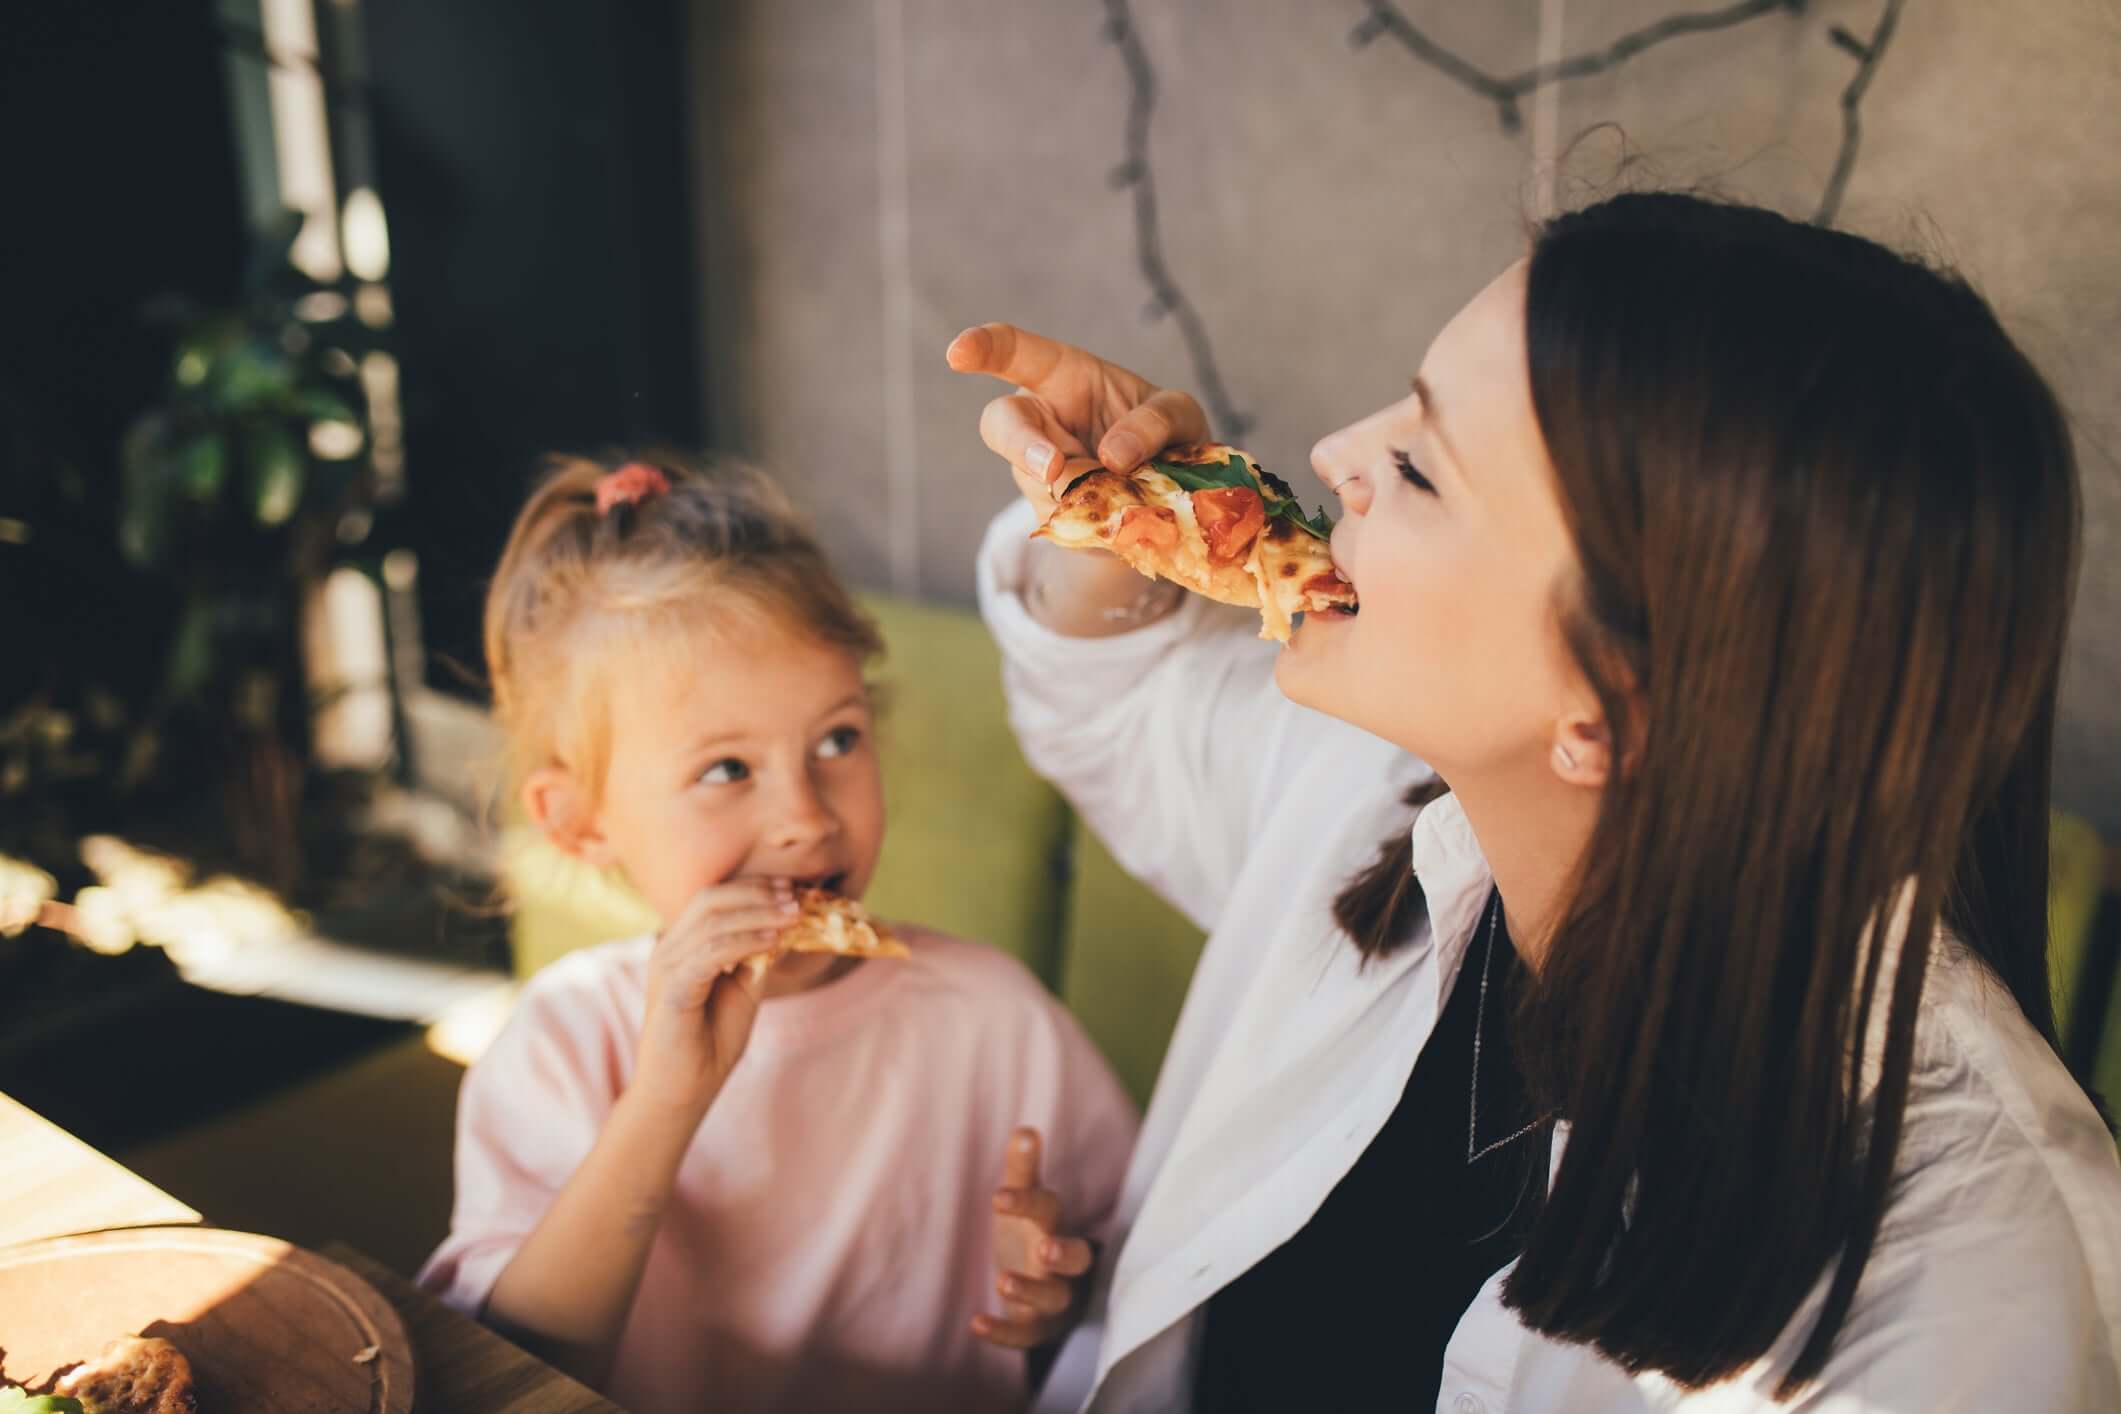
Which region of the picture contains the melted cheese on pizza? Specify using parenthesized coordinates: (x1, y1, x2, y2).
(781, 891, 910, 960)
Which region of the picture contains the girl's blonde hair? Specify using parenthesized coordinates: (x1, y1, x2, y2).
(484, 452, 883, 812)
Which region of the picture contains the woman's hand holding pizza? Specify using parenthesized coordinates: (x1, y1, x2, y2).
(972, 1126, 1099, 1351)
(945, 323, 1204, 517)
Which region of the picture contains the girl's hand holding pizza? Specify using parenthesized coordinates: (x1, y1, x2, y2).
(631, 878, 796, 1116)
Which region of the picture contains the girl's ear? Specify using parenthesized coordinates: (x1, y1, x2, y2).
(522, 766, 619, 868)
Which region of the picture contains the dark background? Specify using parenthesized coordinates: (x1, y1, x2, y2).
(0, 0, 709, 1146)
(1, 0, 706, 700)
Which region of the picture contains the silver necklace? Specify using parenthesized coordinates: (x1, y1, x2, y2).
(1467, 889, 1542, 1164)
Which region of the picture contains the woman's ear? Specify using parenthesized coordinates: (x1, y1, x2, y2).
(522, 766, 618, 868)
(1550, 713, 1614, 787)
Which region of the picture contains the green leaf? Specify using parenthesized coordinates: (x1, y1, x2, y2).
(1143, 452, 1259, 495)
(246, 421, 306, 527)
(119, 413, 179, 568)
(164, 592, 217, 705)
(290, 388, 356, 423)
(0, 1388, 87, 1413)
(1062, 447, 1337, 542)
(178, 433, 228, 502)
(173, 335, 215, 389)
(1273, 498, 1335, 541)
(213, 335, 296, 410)
(1153, 451, 1336, 541)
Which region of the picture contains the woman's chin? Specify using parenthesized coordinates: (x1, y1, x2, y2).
(1275, 610, 1351, 704)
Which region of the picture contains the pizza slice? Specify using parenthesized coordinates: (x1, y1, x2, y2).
(731, 891, 908, 984)
(781, 890, 909, 960)
(1033, 442, 1357, 641)
(52, 1337, 198, 1414)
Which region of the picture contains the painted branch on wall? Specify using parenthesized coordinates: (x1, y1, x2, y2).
(1096, 0, 1908, 441)
(1351, 0, 1805, 134)
(1815, 0, 1908, 226)
(1350, 0, 1906, 227)
(1100, 0, 1253, 442)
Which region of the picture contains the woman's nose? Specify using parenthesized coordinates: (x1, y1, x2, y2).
(1312, 434, 1371, 515)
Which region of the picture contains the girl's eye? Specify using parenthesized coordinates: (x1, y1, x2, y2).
(700, 758, 750, 785)
(1392, 449, 1436, 495)
(817, 726, 862, 760)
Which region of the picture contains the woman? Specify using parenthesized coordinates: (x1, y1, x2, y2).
(948, 194, 2121, 1411)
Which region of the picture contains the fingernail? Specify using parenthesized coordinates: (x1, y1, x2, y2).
(1042, 1240, 1061, 1261)
(1025, 442, 1054, 477)
(1103, 433, 1142, 469)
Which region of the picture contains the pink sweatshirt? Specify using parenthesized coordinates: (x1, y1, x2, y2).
(419, 929, 1138, 1414)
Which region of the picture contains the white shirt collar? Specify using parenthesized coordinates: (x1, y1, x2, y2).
(1409, 789, 1496, 999)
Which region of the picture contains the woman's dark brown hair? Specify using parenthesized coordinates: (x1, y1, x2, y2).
(1337, 193, 2084, 1395)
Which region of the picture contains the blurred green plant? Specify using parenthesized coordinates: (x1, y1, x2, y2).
(1, 214, 391, 893)
(121, 214, 382, 684)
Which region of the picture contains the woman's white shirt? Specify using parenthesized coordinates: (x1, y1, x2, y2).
(977, 499, 2121, 1413)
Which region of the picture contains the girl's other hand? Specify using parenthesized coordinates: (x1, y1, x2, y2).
(631, 878, 796, 1115)
(972, 1126, 1098, 1352)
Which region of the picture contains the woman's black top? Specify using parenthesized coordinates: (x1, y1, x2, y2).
(1193, 893, 1547, 1413)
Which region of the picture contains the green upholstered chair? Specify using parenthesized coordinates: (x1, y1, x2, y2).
(125, 593, 2117, 1281)
(2051, 810, 2108, 1058)
(503, 597, 2113, 1116)
(1059, 818, 1205, 1107)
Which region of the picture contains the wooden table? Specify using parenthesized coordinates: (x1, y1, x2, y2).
(0, 1090, 618, 1413)
(325, 1244, 624, 1414)
(0, 1090, 201, 1247)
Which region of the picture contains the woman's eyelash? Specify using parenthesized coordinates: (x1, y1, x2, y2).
(1392, 449, 1436, 494)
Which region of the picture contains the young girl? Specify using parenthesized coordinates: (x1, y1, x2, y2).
(418, 455, 1138, 1413)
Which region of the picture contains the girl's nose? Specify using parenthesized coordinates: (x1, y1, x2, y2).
(768, 775, 839, 851)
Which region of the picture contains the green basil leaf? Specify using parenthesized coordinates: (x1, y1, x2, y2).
(1270, 497, 1335, 541)
(1068, 448, 1336, 541)
(0, 1389, 87, 1414)
(1143, 452, 1257, 495)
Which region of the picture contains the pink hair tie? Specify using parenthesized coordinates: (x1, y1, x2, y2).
(596, 462, 671, 515)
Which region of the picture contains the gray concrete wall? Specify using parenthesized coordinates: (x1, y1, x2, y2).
(684, 0, 2121, 833)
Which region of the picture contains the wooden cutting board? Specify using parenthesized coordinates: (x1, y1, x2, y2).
(0, 1227, 412, 1413)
